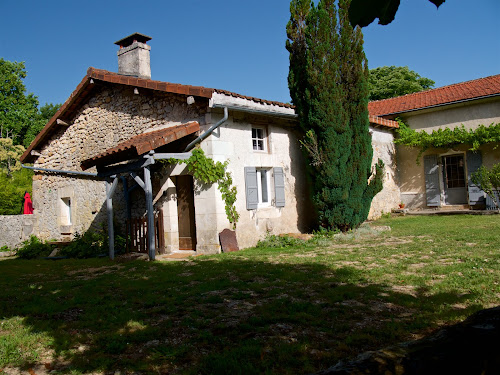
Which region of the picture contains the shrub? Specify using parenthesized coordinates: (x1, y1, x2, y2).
(58, 230, 127, 259)
(16, 236, 53, 259)
(1, 245, 11, 252)
(471, 163, 500, 208)
(256, 234, 305, 249)
(59, 231, 106, 259)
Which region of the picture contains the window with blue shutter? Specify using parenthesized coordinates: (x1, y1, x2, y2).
(466, 150, 485, 206)
(424, 155, 441, 207)
(244, 167, 258, 210)
(274, 167, 285, 207)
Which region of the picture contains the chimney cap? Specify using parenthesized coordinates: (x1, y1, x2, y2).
(114, 33, 152, 48)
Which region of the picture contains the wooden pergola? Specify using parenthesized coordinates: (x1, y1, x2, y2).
(81, 122, 200, 260)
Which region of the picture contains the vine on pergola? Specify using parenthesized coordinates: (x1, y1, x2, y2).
(395, 121, 500, 161)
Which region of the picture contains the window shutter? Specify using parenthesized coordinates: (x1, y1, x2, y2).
(424, 155, 440, 207)
(244, 167, 258, 210)
(466, 150, 485, 206)
(274, 167, 285, 208)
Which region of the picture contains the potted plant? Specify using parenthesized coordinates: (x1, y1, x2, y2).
(399, 202, 406, 209)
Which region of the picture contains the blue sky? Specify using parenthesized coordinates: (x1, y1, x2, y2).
(1, 0, 499, 107)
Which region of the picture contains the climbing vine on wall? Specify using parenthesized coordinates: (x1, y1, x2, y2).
(395, 120, 500, 161)
(164, 148, 239, 229)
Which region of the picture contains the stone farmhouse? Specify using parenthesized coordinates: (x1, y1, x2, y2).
(369, 74, 500, 210)
(19, 33, 400, 258)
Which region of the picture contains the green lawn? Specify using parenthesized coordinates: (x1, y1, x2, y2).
(1, 215, 499, 374)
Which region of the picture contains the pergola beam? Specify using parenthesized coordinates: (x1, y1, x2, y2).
(97, 156, 155, 178)
(153, 152, 192, 160)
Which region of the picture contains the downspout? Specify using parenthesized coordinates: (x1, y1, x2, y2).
(184, 106, 228, 152)
(22, 164, 100, 177)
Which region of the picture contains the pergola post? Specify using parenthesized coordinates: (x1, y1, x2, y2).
(106, 176, 119, 260)
(120, 176, 132, 241)
(144, 166, 155, 261)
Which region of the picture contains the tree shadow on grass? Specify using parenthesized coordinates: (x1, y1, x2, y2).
(0, 255, 483, 374)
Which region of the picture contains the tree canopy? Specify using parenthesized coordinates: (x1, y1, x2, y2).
(369, 66, 435, 100)
(349, 0, 445, 28)
(0, 137, 25, 177)
(287, 0, 383, 231)
(0, 138, 31, 215)
(0, 58, 61, 147)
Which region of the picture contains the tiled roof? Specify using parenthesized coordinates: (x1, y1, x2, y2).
(80, 122, 199, 170)
(368, 74, 500, 117)
(20, 67, 293, 163)
(88, 68, 214, 98)
(214, 88, 293, 109)
(368, 115, 399, 128)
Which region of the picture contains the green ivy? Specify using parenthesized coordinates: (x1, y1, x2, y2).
(164, 148, 239, 229)
(395, 120, 500, 162)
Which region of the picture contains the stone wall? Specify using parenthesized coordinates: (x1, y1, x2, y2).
(0, 215, 35, 249)
(31, 84, 208, 242)
(29, 80, 404, 251)
(368, 127, 400, 219)
(203, 109, 313, 249)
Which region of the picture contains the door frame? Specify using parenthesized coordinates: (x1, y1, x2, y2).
(438, 151, 468, 205)
(175, 175, 197, 251)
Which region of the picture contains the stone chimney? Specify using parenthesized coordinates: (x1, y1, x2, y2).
(114, 33, 152, 79)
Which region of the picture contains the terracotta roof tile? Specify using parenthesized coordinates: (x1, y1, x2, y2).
(80, 122, 200, 170)
(368, 115, 399, 128)
(214, 88, 294, 109)
(21, 65, 403, 164)
(368, 74, 500, 117)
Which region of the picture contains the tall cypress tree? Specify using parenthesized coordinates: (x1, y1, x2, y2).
(287, 0, 384, 231)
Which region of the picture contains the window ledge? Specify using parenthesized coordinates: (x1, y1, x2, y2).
(59, 225, 73, 235)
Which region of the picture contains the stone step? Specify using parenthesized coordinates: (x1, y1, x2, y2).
(439, 204, 470, 210)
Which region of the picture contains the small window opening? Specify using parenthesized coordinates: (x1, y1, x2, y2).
(257, 168, 271, 206)
(252, 127, 266, 151)
(61, 198, 72, 225)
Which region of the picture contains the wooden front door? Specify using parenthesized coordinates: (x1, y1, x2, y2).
(176, 175, 196, 250)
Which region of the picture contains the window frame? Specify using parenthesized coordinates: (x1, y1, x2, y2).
(251, 126, 268, 152)
(60, 197, 72, 225)
(256, 168, 272, 207)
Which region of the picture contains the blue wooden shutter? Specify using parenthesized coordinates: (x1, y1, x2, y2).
(424, 155, 440, 207)
(466, 150, 485, 206)
(244, 167, 258, 210)
(274, 167, 285, 207)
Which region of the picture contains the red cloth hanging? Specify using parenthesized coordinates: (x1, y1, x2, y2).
(23, 192, 33, 215)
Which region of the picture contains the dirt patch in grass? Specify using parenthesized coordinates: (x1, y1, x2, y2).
(67, 265, 124, 279)
(390, 284, 418, 298)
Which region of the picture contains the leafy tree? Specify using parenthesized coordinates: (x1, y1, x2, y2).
(24, 102, 62, 147)
(287, 0, 384, 232)
(38, 102, 61, 122)
(0, 58, 60, 147)
(0, 59, 40, 146)
(349, 0, 445, 28)
(471, 163, 500, 209)
(0, 166, 33, 215)
(0, 138, 25, 177)
(369, 66, 435, 100)
(0, 137, 31, 215)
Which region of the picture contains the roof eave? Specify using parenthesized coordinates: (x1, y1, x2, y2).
(370, 92, 500, 118)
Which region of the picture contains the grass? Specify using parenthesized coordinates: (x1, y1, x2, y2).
(0, 215, 499, 374)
